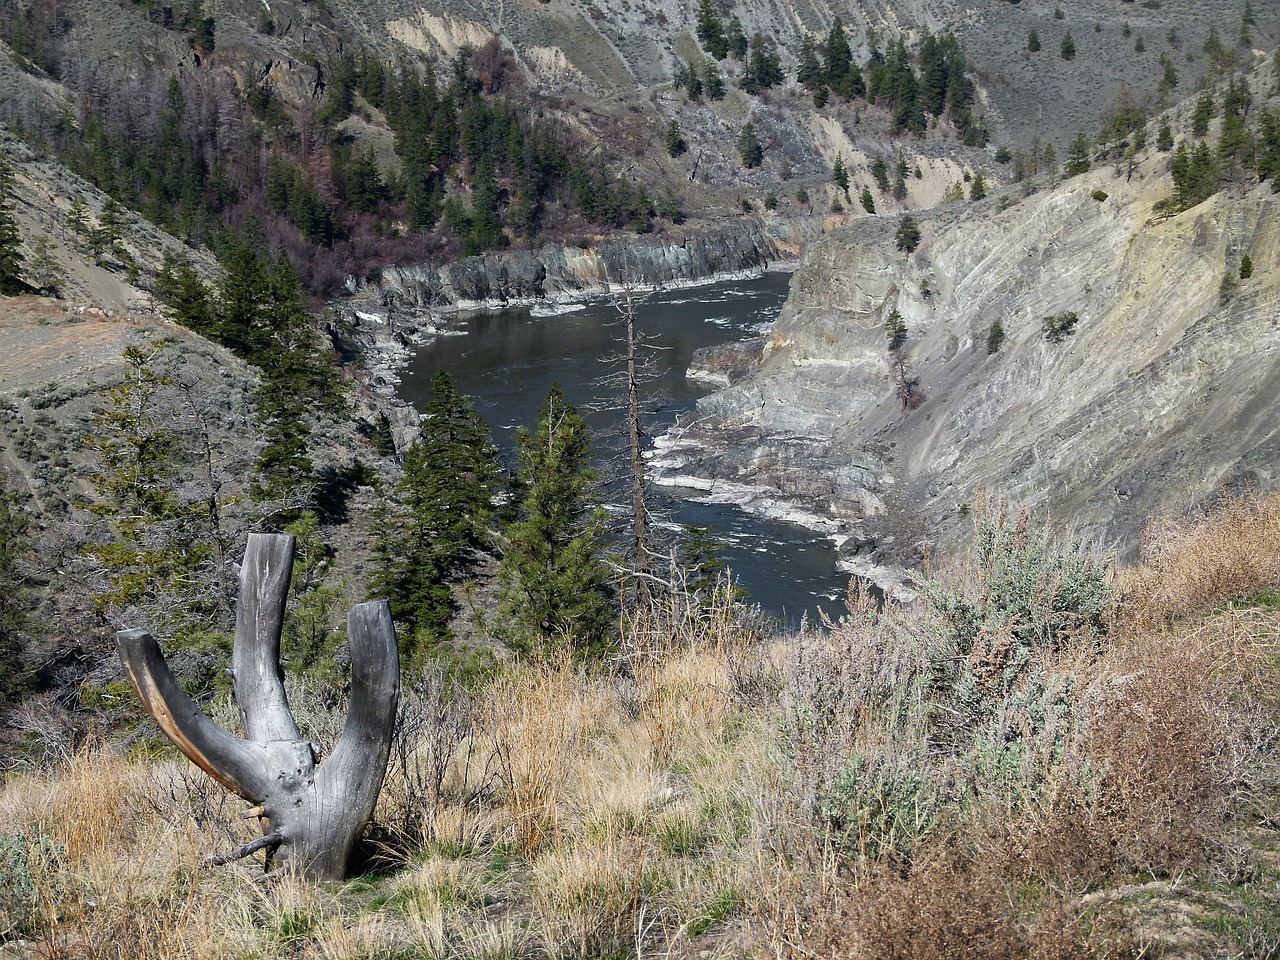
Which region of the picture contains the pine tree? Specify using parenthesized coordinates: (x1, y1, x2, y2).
(918, 33, 948, 117)
(1240, 254, 1254, 279)
(372, 371, 499, 664)
(725, 15, 748, 59)
(155, 253, 215, 333)
(1157, 122, 1174, 152)
(495, 383, 613, 658)
(666, 119, 687, 158)
(969, 170, 988, 200)
(895, 214, 921, 253)
(1192, 92, 1215, 137)
(696, 0, 728, 60)
(742, 33, 783, 93)
(1217, 78, 1253, 180)
(1064, 131, 1092, 177)
(0, 152, 25, 295)
(884, 308, 907, 351)
(860, 185, 876, 214)
(84, 344, 215, 630)
(986, 320, 1006, 354)
(871, 157, 890, 192)
(1027, 29, 1041, 53)
(1060, 31, 1076, 61)
(824, 18, 862, 98)
(1256, 108, 1280, 185)
(832, 154, 850, 197)
(702, 59, 726, 100)
(796, 35, 823, 90)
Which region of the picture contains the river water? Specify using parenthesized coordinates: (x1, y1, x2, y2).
(395, 273, 851, 627)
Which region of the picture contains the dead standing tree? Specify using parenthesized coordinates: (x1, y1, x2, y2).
(116, 533, 399, 881)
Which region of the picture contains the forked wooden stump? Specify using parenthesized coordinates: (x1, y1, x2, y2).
(117, 533, 399, 881)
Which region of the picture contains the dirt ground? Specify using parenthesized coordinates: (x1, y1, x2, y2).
(0, 295, 167, 396)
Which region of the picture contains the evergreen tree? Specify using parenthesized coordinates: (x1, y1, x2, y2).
(1042, 142, 1058, 177)
(666, 119, 687, 158)
(0, 152, 24, 295)
(1158, 54, 1179, 96)
(738, 122, 763, 168)
(1192, 92, 1215, 137)
(986, 320, 1006, 354)
(340, 150, 385, 213)
(970, 171, 987, 200)
(1064, 131, 1092, 177)
(884, 308, 907, 351)
(84, 344, 216, 630)
(895, 214, 920, 253)
(1256, 108, 1280, 185)
(680, 59, 704, 101)
(155, 253, 215, 334)
(696, 0, 728, 60)
(702, 59, 727, 100)
(372, 371, 499, 664)
(797, 35, 823, 90)
(1157, 122, 1175, 152)
(824, 18, 863, 98)
(725, 16, 748, 59)
(742, 33, 784, 93)
(1028, 29, 1041, 53)
(1240, 254, 1254, 279)
(919, 33, 949, 117)
(1060, 31, 1076, 61)
(1169, 141, 1219, 209)
(832, 154, 850, 197)
(1217, 78, 1253, 180)
(871, 157, 890, 192)
(495, 383, 613, 658)
(860, 185, 876, 213)
(877, 38, 924, 134)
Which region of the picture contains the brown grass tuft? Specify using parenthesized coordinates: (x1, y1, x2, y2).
(1120, 492, 1280, 628)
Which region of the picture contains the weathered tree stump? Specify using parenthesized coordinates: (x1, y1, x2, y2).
(116, 533, 399, 881)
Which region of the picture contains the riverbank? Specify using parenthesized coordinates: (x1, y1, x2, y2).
(332, 215, 823, 395)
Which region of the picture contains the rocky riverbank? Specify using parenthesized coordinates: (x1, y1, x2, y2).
(332, 215, 825, 393)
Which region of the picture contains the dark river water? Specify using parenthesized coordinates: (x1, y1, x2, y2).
(395, 272, 851, 627)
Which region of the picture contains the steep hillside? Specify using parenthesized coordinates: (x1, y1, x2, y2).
(653, 60, 1280, 584)
(6, 0, 1277, 304)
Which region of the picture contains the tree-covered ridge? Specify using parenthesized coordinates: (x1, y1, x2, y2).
(0, 6, 661, 297)
(793, 22, 987, 144)
(323, 47, 661, 254)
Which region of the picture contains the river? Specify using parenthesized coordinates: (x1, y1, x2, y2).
(395, 272, 851, 627)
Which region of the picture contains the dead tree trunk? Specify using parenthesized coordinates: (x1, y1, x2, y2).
(116, 533, 399, 881)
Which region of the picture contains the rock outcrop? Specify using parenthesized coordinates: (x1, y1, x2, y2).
(370, 216, 817, 311)
(652, 166, 1280, 573)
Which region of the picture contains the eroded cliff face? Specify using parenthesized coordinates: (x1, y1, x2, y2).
(373, 217, 816, 310)
(654, 165, 1280, 573)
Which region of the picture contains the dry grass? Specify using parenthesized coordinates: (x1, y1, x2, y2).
(2, 497, 1280, 958)
(1120, 491, 1280, 628)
